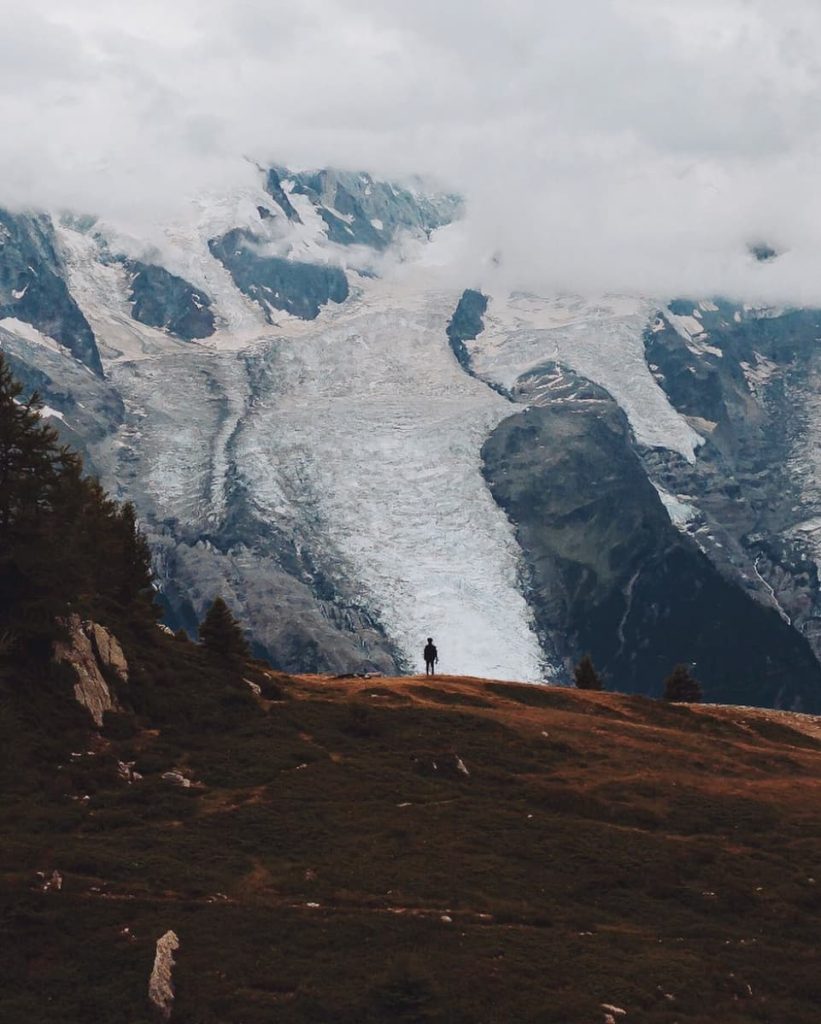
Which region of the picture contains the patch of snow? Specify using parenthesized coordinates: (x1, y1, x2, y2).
(370, 218, 384, 231)
(740, 353, 779, 393)
(11, 284, 28, 300)
(472, 293, 703, 462)
(686, 335, 723, 358)
(55, 224, 187, 362)
(667, 312, 706, 340)
(326, 207, 354, 224)
(0, 316, 64, 355)
(753, 556, 791, 624)
(653, 484, 697, 527)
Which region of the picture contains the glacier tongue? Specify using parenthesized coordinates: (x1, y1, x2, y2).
(58, 229, 549, 679)
(234, 281, 549, 681)
(472, 292, 703, 463)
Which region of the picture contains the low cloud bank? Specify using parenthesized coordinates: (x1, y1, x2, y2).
(6, 0, 821, 303)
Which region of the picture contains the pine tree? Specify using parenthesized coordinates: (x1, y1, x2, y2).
(663, 664, 703, 703)
(199, 597, 250, 662)
(573, 654, 603, 691)
(0, 352, 157, 656)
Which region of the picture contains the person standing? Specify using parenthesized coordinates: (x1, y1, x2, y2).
(423, 637, 438, 676)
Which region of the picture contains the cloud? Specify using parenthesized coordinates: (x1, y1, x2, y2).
(4, 0, 821, 302)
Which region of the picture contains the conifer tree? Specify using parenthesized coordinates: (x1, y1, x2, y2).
(573, 653, 603, 691)
(199, 597, 250, 662)
(0, 352, 157, 656)
(663, 663, 703, 703)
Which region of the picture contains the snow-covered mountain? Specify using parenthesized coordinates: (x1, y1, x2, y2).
(3, 165, 821, 709)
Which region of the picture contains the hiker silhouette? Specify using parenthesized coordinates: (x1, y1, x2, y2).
(423, 637, 438, 676)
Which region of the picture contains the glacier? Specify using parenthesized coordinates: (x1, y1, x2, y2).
(4, 167, 821, 706)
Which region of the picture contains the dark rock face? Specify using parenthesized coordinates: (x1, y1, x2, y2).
(0, 324, 124, 465)
(208, 229, 349, 321)
(447, 289, 488, 372)
(127, 262, 215, 340)
(643, 303, 821, 661)
(281, 167, 461, 249)
(0, 210, 101, 375)
(264, 168, 301, 223)
(481, 364, 821, 710)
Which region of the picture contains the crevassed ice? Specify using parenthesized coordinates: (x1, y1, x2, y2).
(473, 292, 703, 463)
(234, 285, 549, 681)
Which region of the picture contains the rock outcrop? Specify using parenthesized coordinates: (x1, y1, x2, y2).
(54, 616, 128, 726)
(481, 364, 821, 708)
(148, 930, 180, 1020)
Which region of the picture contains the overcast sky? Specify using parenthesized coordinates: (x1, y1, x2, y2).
(4, 0, 821, 301)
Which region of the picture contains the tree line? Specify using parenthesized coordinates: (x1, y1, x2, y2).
(0, 352, 248, 665)
(573, 653, 703, 702)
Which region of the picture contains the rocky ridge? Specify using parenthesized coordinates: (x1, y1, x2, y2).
(2, 169, 821, 703)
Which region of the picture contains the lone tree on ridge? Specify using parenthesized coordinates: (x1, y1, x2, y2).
(573, 654, 603, 691)
(663, 663, 703, 703)
(199, 597, 250, 662)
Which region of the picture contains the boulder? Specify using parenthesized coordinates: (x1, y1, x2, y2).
(148, 930, 180, 1019)
(162, 770, 192, 789)
(86, 621, 129, 682)
(54, 615, 127, 727)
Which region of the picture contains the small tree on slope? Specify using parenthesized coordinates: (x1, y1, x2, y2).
(199, 597, 250, 662)
(574, 654, 603, 691)
(663, 663, 703, 703)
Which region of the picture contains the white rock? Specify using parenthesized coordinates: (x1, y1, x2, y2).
(85, 621, 129, 682)
(161, 770, 192, 789)
(41, 869, 63, 892)
(54, 615, 123, 727)
(148, 930, 180, 1020)
(118, 761, 142, 784)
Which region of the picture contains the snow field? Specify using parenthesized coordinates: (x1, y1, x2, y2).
(233, 293, 549, 681)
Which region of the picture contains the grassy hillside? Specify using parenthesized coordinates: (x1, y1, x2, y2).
(2, 629, 821, 1023)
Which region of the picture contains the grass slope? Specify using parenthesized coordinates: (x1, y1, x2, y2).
(2, 634, 821, 1023)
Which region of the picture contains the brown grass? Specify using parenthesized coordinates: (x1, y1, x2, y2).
(3, 667, 821, 1023)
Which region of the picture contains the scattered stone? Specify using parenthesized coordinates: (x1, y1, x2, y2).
(306, 902, 320, 909)
(38, 870, 63, 892)
(244, 678, 262, 696)
(156, 623, 175, 636)
(118, 761, 142, 784)
(148, 930, 180, 1020)
(161, 770, 192, 789)
(440, 915, 453, 924)
(455, 756, 470, 777)
(601, 1004, 626, 1017)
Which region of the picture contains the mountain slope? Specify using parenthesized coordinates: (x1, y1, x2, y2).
(3, 167, 821, 704)
(3, 644, 821, 1023)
